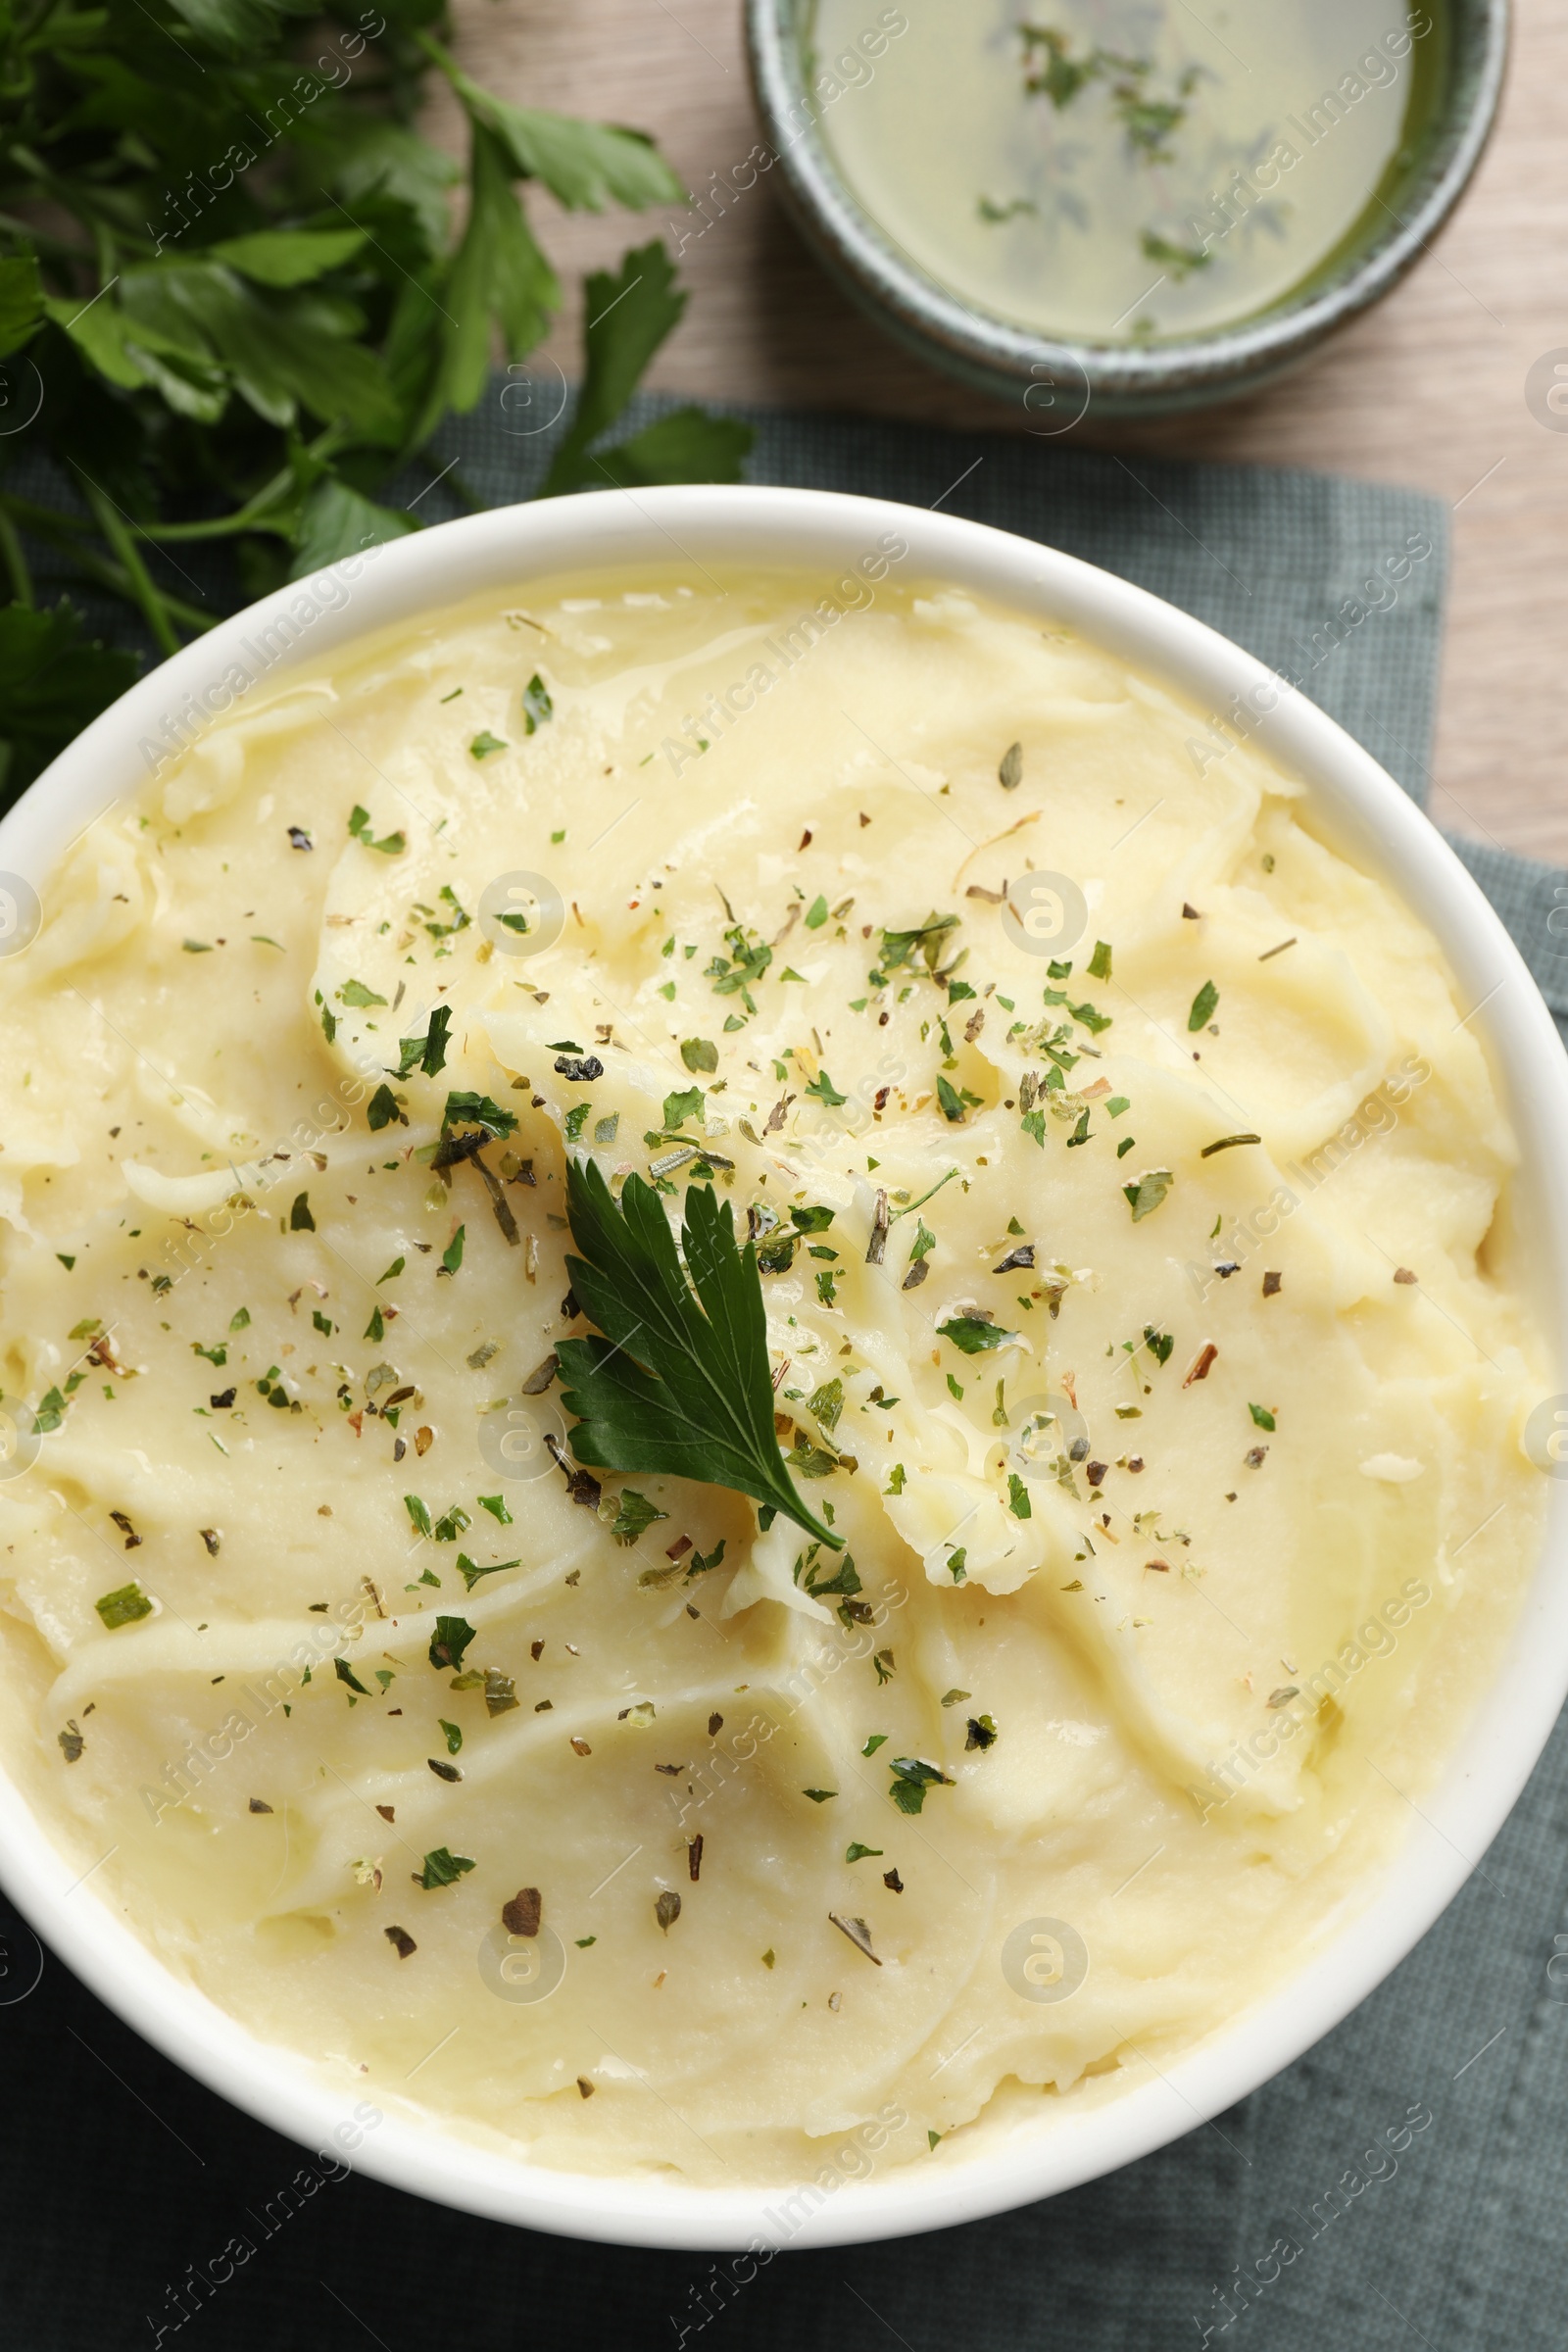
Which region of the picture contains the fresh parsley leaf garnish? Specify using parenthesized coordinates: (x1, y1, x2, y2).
(757, 1229, 797, 1274)
(808, 1377, 843, 1433)
(888, 1757, 953, 1815)
(521, 672, 553, 733)
(801, 1549, 861, 1600)
(443, 1092, 517, 1141)
(428, 1615, 475, 1671)
(787, 1435, 840, 1479)
(94, 1582, 151, 1629)
(417, 1847, 475, 1890)
(457, 1553, 520, 1591)
(605, 1487, 668, 1545)
(791, 1204, 835, 1234)
(348, 805, 406, 856)
(879, 910, 960, 976)
(1123, 1168, 1175, 1221)
(366, 1085, 407, 1132)
(556, 1160, 841, 1546)
(938, 1316, 1019, 1355)
(662, 1084, 704, 1131)
(395, 1005, 452, 1080)
(704, 921, 772, 1008)
(537, 240, 751, 496)
(423, 886, 472, 942)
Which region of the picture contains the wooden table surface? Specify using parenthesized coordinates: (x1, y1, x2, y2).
(439, 0, 1568, 864)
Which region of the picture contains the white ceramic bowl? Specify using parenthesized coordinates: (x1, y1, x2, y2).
(3, 487, 1565, 2250)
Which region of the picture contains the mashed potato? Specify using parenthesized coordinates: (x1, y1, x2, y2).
(0, 564, 1545, 2186)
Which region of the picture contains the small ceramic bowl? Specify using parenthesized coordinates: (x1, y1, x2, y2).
(1, 487, 1565, 2248)
(745, 0, 1507, 418)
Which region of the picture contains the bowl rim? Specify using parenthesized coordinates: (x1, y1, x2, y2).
(1, 482, 1565, 2252)
(743, 0, 1510, 411)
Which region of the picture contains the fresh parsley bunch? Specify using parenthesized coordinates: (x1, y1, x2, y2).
(0, 0, 750, 797)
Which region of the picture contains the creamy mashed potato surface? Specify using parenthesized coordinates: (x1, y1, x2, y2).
(0, 565, 1546, 2187)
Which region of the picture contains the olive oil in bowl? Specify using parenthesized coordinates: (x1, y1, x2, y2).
(808, 0, 1444, 344)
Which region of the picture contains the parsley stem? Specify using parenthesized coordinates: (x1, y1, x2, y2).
(0, 507, 31, 607)
(411, 25, 466, 87)
(0, 491, 91, 538)
(0, 494, 208, 628)
(130, 511, 278, 546)
(88, 564, 215, 636)
(76, 474, 181, 657)
(890, 1166, 960, 1223)
(59, 540, 215, 634)
(129, 431, 349, 541)
(59, 538, 215, 630)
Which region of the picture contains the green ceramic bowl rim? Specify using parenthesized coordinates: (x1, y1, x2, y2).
(744, 0, 1508, 416)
